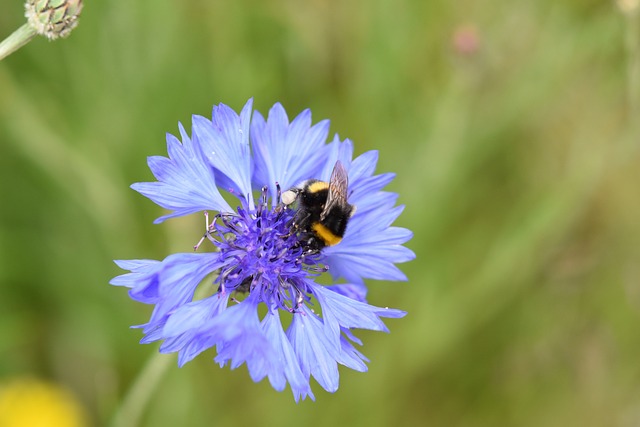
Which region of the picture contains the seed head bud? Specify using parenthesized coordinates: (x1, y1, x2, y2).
(25, 0, 83, 40)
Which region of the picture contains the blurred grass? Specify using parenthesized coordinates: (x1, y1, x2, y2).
(1, 0, 640, 426)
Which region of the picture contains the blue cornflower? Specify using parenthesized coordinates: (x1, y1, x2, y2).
(110, 99, 414, 401)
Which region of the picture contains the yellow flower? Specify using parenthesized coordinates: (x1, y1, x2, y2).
(0, 378, 88, 427)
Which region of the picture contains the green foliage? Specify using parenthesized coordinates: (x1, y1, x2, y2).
(1, 0, 639, 426)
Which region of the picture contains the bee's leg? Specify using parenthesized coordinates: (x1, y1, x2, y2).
(294, 236, 323, 262)
(283, 210, 310, 239)
(280, 187, 300, 207)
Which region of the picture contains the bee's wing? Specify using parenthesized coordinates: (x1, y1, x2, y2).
(322, 161, 350, 220)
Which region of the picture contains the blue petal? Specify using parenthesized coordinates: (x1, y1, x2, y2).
(348, 150, 379, 182)
(314, 143, 414, 282)
(160, 294, 229, 366)
(345, 150, 396, 205)
(205, 294, 279, 383)
(347, 192, 399, 222)
(261, 310, 315, 402)
(337, 335, 368, 372)
(110, 259, 161, 291)
(324, 248, 413, 283)
(349, 174, 396, 207)
(341, 327, 364, 346)
(318, 136, 354, 182)
(192, 100, 254, 207)
(325, 201, 415, 282)
(312, 283, 405, 346)
(287, 305, 340, 393)
(131, 126, 232, 223)
(251, 103, 330, 200)
(326, 283, 368, 303)
(111, 253, 223, 339)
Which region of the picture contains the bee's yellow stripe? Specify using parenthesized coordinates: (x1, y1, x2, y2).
(307, 181, 329, 193)
(311, 222, 343, 246)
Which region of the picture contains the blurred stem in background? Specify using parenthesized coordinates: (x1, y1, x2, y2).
(0, 0, 84, 61)
(619, 0, 640, 144)
(109, 350, 173, 427)
(108, 277, 217, 427)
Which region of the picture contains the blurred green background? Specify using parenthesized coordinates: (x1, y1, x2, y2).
(1, 0, 640, 426)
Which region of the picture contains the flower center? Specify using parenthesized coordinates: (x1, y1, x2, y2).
(200, 186, 326, 311)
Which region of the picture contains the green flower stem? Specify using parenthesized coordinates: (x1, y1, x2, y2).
(0, 23, 37, 61)
(623, 4, 640, 146)
(109, 350, 173, 427)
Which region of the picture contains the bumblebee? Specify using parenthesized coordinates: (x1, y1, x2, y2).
(282, 160, 355, 252)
